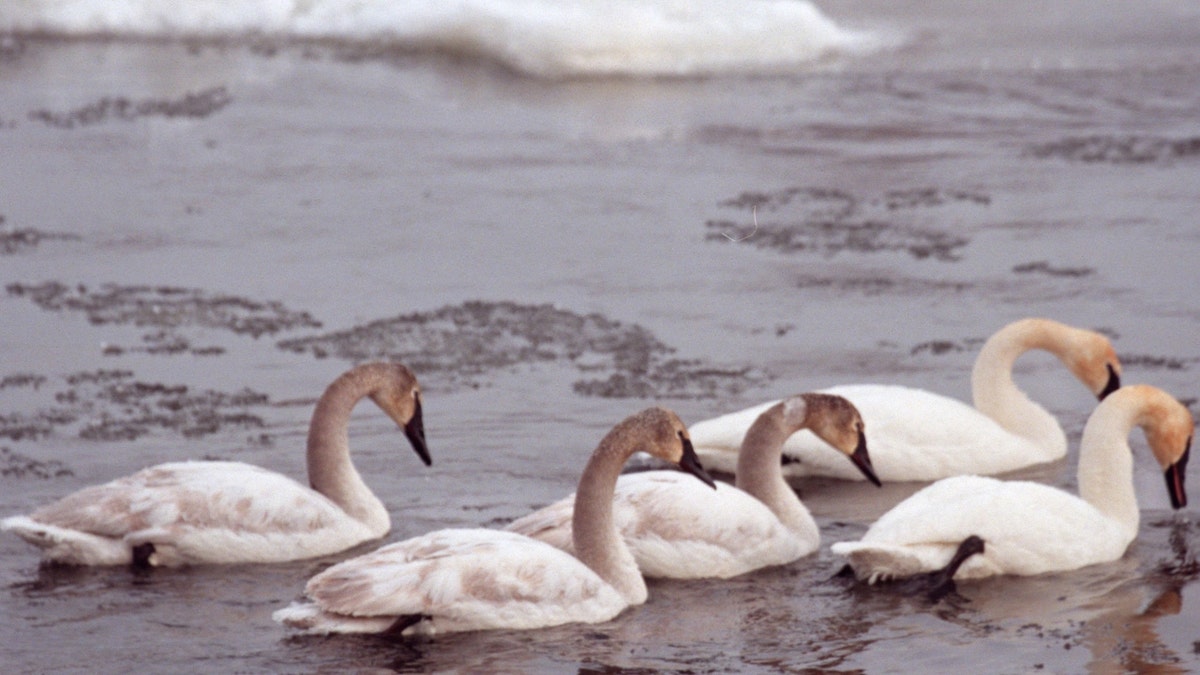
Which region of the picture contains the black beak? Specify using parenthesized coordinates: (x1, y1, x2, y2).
(1165, 440, 1190, 510)
(850, 429, 882, 487)
(404, 397, 432, 467)
(1098, 363, 1121, 401)
(678, 436, 716, 489)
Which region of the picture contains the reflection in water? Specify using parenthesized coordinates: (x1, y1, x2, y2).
(1082, 586, 1184, 674)
(1079, 518, 1200, 674)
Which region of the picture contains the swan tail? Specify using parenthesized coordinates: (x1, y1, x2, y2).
(830, 540, 932, 584)
(272, 601, 398, 635)
(1, 516, 132, 566)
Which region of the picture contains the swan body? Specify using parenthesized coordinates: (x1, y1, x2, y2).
(271, 529, 628, 635)
(506, 393, 881, 579)
(1, 363, 430, 566)
(691, 318, 1122, 482)
(274, 407, 716, 636)
(832, 385, 1192, 582)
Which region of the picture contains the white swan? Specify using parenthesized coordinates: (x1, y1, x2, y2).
(831, 384, 1192, 582)
(506, 393, 880, 579)
(1, 362, 430, 566)
(273, 407, 716, 635)
(691, 318, 1122, 482)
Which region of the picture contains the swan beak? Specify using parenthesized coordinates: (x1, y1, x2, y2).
(679, 437, 717, 489)
(1164, 442, 1189, 510)
(404, 397, 432, 467)
(1098, 363, 1121, 401)
(850, 430, 882, 487)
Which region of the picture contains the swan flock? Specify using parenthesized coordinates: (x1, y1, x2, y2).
(2, 317, 1192, 638)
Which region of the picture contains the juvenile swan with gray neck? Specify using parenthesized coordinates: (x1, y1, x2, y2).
(507, 393, 880, 579)
(274, 407, 715, 635)
(1, 363, 429, 566)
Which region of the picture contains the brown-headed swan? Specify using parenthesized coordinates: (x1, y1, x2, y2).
(273, 407, 716, 635)
(1, 363, 429, 566)
(507, 393, 880, 578)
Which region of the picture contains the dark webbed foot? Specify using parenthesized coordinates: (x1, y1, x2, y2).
(908, 535, 985, 602)
(131, 542, 156, 569)
(385, 614, 430, 636)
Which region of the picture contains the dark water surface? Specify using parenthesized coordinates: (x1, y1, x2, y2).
(3, 1, 1200, 672)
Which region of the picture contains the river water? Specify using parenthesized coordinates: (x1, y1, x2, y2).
(2, 1, 1199, 672)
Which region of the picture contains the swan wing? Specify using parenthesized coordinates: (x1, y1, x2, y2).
(300, 528, 626, 634)
(504, 494, 576, 551)
(689, 400, 780, 474)
(614, 472, 811, 578)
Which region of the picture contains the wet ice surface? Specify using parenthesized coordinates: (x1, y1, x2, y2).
(3, 3, 1200, 672)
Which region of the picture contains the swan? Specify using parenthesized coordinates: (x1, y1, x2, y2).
(506, 393, 881, 579)
(273, 407, 716, 635)
(831, 384, 1192, 583)
(690, 317, 1122, 482)
(1, 362, 430, 566)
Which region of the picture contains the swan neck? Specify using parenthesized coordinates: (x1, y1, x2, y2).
(971, 321, 1067, 455)
(1077, 396, 1140, 535)
(572, 425, 647, 604)
(306, 368, 389, 533)
(736, 403, 816, 538)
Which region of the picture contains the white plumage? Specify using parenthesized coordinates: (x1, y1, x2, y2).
(273, 529, 628, 635)
(690, 318, 1122, 482)
(274, 407, 717, 636)
(832, 385, 1193, 582)
(1, 363, 430, 566)
(507, 393, 880, 578)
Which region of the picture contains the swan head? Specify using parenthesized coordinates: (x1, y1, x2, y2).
(1131, 386, 1194, 510)
(631, 407, 716, 489)
(1059, 325, 1122, 401)
(366, 363, 431, 466)
(788, 394, 882, 487)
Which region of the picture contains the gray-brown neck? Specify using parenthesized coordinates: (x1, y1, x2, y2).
(306, 365, 391, 535)
(572, 415, 653, 605)
(736, 398, 818, 541)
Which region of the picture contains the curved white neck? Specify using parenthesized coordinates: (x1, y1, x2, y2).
(1077, 396, 1141, 538)
(306, 367, 390, 535)
(572, 425, 649, 605)
(971, 323, 1068, 457)
(736, 402, 818, 541)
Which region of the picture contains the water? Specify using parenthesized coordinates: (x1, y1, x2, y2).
(2, 0, 1199, 672)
